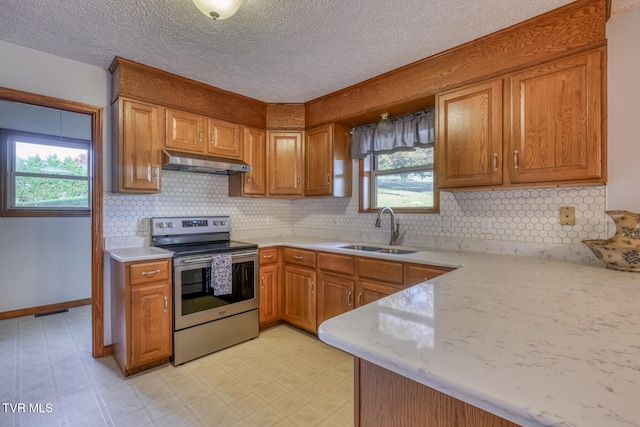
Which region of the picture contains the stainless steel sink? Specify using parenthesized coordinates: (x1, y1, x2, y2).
(375, 248, 417, 255)
(340, 245, 383, 251)
(339, 245, 417, 255)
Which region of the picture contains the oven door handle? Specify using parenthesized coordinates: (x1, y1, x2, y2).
(180, 256, 214, 264)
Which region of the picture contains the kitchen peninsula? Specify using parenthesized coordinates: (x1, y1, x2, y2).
(244, 237, 640, 427)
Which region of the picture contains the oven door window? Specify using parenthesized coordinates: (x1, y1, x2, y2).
(180, 259, 255, 316)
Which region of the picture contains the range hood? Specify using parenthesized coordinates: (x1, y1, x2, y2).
(162, 150, 251, 175)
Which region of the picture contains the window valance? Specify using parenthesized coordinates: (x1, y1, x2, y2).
(350, 108, 435, 160)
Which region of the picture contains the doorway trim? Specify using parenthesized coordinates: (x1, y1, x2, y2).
(0, 87, 106, 357)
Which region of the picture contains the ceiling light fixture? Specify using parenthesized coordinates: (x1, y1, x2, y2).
(377, 113, 393, 135)
(192, 0, 248, 20)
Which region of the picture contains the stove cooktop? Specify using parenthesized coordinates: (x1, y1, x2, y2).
(157, 240, 257, 256)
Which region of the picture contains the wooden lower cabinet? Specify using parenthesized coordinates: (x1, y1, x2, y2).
(282, 264, 317, 332)
(130, 282, 172, 367)
(259, 248, 280, 328)
(355, 358, 520, 427)
(356, 280, 399, 307)
(111, 258, 172, 376)
(259, 264, 279, 327)
(318, 273, 355, 324)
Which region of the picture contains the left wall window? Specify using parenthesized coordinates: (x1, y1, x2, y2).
(0, 100, 92, 217)
(4, 131, 90, 211)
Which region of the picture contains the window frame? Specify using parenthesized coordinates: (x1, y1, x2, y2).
(1, 129, 92, 217)
(359, 150, 439, 214)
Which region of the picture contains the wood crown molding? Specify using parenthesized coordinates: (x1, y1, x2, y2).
(304, 0, 608, 128)
(109, 57, 267, 129)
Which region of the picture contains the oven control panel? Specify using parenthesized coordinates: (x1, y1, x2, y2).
(151, 216, 231, 236)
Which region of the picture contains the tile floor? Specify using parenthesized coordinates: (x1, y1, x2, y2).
(0, 306, 354, 426)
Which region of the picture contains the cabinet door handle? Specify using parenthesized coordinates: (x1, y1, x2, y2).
(211, 131, 215, 144)
(492, 153, 498, 172)
(147, 166, 151, 181)
(263, 254, 274, 259)
(347, 291, 352, 307)
(261, 276, 265, 289)
(141, 269, 160, 276)
(199, 129, 203, 141)
(296, 176, 300, 186)
(153, 165, 159, 178)
(513, 150, 519, 169)
(293, 255, 303, 260)
(326, 174, 330, 185)
(310, 281, 314, 295)
(163, 296, 168, 312)
(357, 292, 362, 306)
(246, 176, 251, 186)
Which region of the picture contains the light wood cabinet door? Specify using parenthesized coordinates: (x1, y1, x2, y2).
(437, 79, 503, 188)
(259, 263, 279, 325)
(318, 274, 355, 324)
(509, 49, 604, 184)
(130, 281, 172, 368)
(305, 125, 333, 196)
(356, 280, 399, 307)
(243, 126, 267, 195)
(268, 131, 303, 196)
(115, 98, 161, 193)
(282, 264, 316, 332)
(207, 118, 242, 158)
(165, 109, 206, 152)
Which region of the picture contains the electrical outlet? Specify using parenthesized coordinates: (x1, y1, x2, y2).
(481, 218, 493, 233)
(442, 218, 451, 231)
(138, 218, 150, 232)
(560, 207, 576, 225)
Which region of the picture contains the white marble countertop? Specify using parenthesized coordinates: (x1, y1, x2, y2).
(242, 235, 640, 427)
(106, 246, 173, 262)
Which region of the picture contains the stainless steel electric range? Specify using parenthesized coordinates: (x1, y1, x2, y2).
(151, 216, 259, 365)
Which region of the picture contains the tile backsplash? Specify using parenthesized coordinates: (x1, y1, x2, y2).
(104, 168, 608, 262)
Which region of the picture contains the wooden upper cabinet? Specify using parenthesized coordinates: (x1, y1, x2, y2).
(113, 98, 162, 193)
(305, 125, 333, 196)
(304, 123, 352, 197)
(240, 126, 267, 196)
(268, 131, 303, 196)
(207, 118, 242, 158)
(509, 49, 604, 184)
(437, 79, 503, 189)
(165, 109, 206, 152)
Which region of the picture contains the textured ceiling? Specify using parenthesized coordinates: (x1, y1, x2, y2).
(0, 0, 619, 103)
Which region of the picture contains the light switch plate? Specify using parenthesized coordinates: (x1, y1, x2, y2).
(559, 207, 576, 225)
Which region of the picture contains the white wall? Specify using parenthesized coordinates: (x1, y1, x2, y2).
(606, 7, 640, 212)
(0, 41, 110, 313)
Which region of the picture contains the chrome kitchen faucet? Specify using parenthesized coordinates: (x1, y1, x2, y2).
(375, 206, 400, 246)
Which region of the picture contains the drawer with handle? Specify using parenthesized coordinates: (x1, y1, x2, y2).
(283, 247, 316, 268)
(259, 248, 279, 265)
(129, 259, 170, 285)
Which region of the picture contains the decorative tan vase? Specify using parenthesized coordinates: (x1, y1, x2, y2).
(583, 210, 640, 272)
